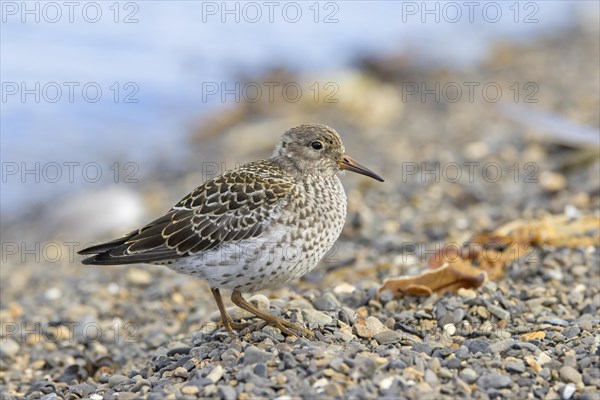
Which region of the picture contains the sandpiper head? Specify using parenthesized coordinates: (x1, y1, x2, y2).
(273, 124, 384, 182)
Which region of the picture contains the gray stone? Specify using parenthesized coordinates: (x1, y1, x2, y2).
(220, 348, 241, 362)
(583, 367, 599, 385)
(559, 366, 582, 385)
(438, 312, 456, 327)
(374, 330, 402, 344)
(487, 339, 514, 354)
(413, 343, 434, 356)
(435, 303, 448, 321)
(578, 320, 593, 332)
(444, 357, 461, 369)
(217, 385, 237, 400)
(108, 375, 128, 387)
(244, 346, 273, 365)
(467, 339, 490, 354)
(539, 368, 551, 379)
(424, 369, 439, 385)
(279, 352, 297, 368)
(563, 326, 581, 339)
(379, 290, 395, 303)
(477, 373, 513, 389)
(453, 308, 466, 323)
(487, 304, 511, 320)
(506, 360, 526, 373)
(437, 367, 453, 379)
(538, 317, 569, 326)
(454, 346, 469, 360)
(287, 298, 314, 310)
(253, 363, 267, 377)
(313, 292, 341, 311)
(460, 368, 478, 384)
(0, 338, 20, 357)
(302, 309, 333, 325)
(513, 341, 539, 353)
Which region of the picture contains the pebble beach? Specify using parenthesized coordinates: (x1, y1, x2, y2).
(1, 20, 599, 400)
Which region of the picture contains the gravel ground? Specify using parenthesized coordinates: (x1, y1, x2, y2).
(2, 24, 599, 400)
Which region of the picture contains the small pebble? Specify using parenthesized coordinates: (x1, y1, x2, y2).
(126, 268, 153, 286)
(477, 373, 513, 389)
(460, 368, 478, 384)
(243, 346, 272, 365)
(487, 304, 511, 320)
(181, 385, 200, 395)
(206, 365, 224, 383)
(562, 326, 580, 339)
(354, 316, 387, 338)
(302, 309, 333, 325)
(313, 292, 341, 311)
(562, 383, 576, 400)
(218, 385, 237, 400)
(506, 360, 526, 373)
(249, 294, 270, 310)
(1, 338, 20, 357)
(374, 330, 402, 344)
(559, 366, 582, 385)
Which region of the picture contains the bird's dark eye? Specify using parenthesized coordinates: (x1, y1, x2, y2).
(311, 141, 323, 150)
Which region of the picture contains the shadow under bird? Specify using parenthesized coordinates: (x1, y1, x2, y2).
(79, 124, 384, 337)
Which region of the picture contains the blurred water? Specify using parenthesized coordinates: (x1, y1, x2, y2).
(0, 1, 594, 215)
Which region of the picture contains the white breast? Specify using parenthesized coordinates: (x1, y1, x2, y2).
(167, 175, 348, 292)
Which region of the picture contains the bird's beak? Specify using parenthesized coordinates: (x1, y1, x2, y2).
(338, 154, 384, 182)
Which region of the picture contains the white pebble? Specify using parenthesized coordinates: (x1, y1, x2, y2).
(562, 383, 576, 400)
(538, 352, 552, 366)
(44, 287, 62, 300)
(378, 376, 395, 390)
(249, 294, 270, 310)
(546, 269, 563, 280)
(443, 323, 457, 337)
(206, 365, 224, 383)
(564, 205, 581, 220)
(333, 282, 356, 294)
(107, 283, 120, 294)
(312, 378, 329, 391)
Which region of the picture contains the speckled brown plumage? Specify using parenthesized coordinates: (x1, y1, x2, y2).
(79, 124, 384, 336)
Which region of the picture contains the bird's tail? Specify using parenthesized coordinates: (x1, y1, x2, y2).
(78, 234, 137, 265)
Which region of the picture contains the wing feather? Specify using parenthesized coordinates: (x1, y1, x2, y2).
(79, 161, 294, 265)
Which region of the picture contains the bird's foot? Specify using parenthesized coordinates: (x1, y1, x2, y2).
(231, 290, 314, 338)
(267, 315, 314, 338)
(218, 317, 249, 334)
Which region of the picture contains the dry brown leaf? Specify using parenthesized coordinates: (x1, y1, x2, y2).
(380, 213, 599, 298)
(494, 214, 600, 248)
(429, 214, 599, 281)
(380, 263, 486, 298)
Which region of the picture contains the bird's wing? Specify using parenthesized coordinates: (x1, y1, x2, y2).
(79, 162, 294, 265)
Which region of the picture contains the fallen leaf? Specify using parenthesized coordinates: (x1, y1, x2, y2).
(428, 214, 599, 280)
(379, 213, 599, 298)
(380, 263, 486, 298)
(428, 233, 533, 280)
